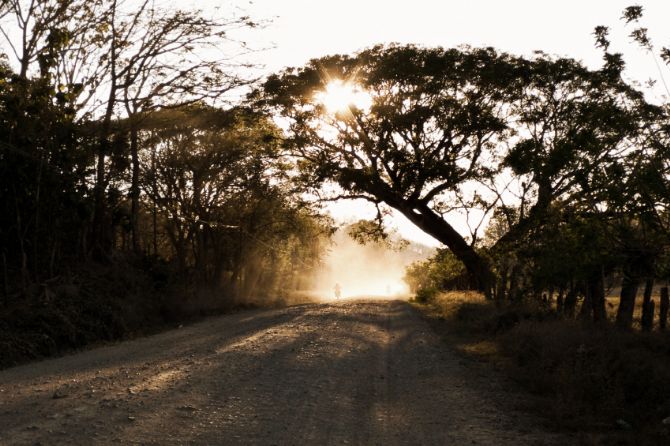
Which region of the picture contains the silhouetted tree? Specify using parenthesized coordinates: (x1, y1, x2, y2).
(258, 45, 657, 305)
(141, 106, 328, 298)
(593, 5, 670, 328)
(0, 58, 88, 292)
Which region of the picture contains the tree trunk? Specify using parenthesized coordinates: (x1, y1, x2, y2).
(48, 241, 57, 278)
(640, 279, 654, 331)
(151, 143, 158, 256)
(616, 272, 640, 329)
(589, 270, 606, 323)
(391, 200, 494, 297)
(92, 5, 118, 260)
(563, 284, 578, 317)
(2, 252, 8, 305)
(659, 287, 669, 330)
(556, 288, 564, 313)
(92, 129, 111, 259)
(641, 300, 655, 332)
(495, 267, 508, 301)
(33, 157, 43, 281)
(166, 225, 187, 274)
(130, 126, 141, 254)
(508, 266, 520, 301)
(580, 282, 592, 320)
(13, 189, 30, 290)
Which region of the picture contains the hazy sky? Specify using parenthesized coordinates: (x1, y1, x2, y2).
(233, 0, 670, 77)
(213, 0, 670, 246)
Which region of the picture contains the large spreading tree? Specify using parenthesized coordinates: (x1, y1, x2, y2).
(258, 44, 659, 297)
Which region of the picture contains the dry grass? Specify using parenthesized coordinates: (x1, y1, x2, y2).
(604, 295, 666, 330)
(416, 292, 670, 445)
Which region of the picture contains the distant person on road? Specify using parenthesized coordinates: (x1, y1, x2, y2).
(334, 283, 342, 300)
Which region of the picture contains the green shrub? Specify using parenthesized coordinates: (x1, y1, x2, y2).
(415, 287, 439, 303)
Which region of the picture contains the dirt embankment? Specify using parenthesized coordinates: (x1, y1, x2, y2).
(0, 300, 572, 445)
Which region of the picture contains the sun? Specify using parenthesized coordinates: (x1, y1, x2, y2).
(316, 79, 372, 114)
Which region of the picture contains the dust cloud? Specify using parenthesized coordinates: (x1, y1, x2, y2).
(309, 228, 432, 301)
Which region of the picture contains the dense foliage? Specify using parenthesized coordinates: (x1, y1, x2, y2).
(404, 249, 467, 301)
(258, 42, 669, 311)
(0, 1, 328, 313)
(258, 8, 670, 327)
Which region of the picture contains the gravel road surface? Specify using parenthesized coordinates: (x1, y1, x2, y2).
(0, 300, 572, 445)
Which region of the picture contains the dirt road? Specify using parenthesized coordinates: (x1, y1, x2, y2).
(0, 300, 571, 445)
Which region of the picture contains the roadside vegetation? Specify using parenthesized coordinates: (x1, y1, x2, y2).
(416, 292, 670, 445)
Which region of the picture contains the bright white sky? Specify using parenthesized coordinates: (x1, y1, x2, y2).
(210, 0, 670, 246)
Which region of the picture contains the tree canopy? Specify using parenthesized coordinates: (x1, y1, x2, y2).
(257, 44, 666, 297)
